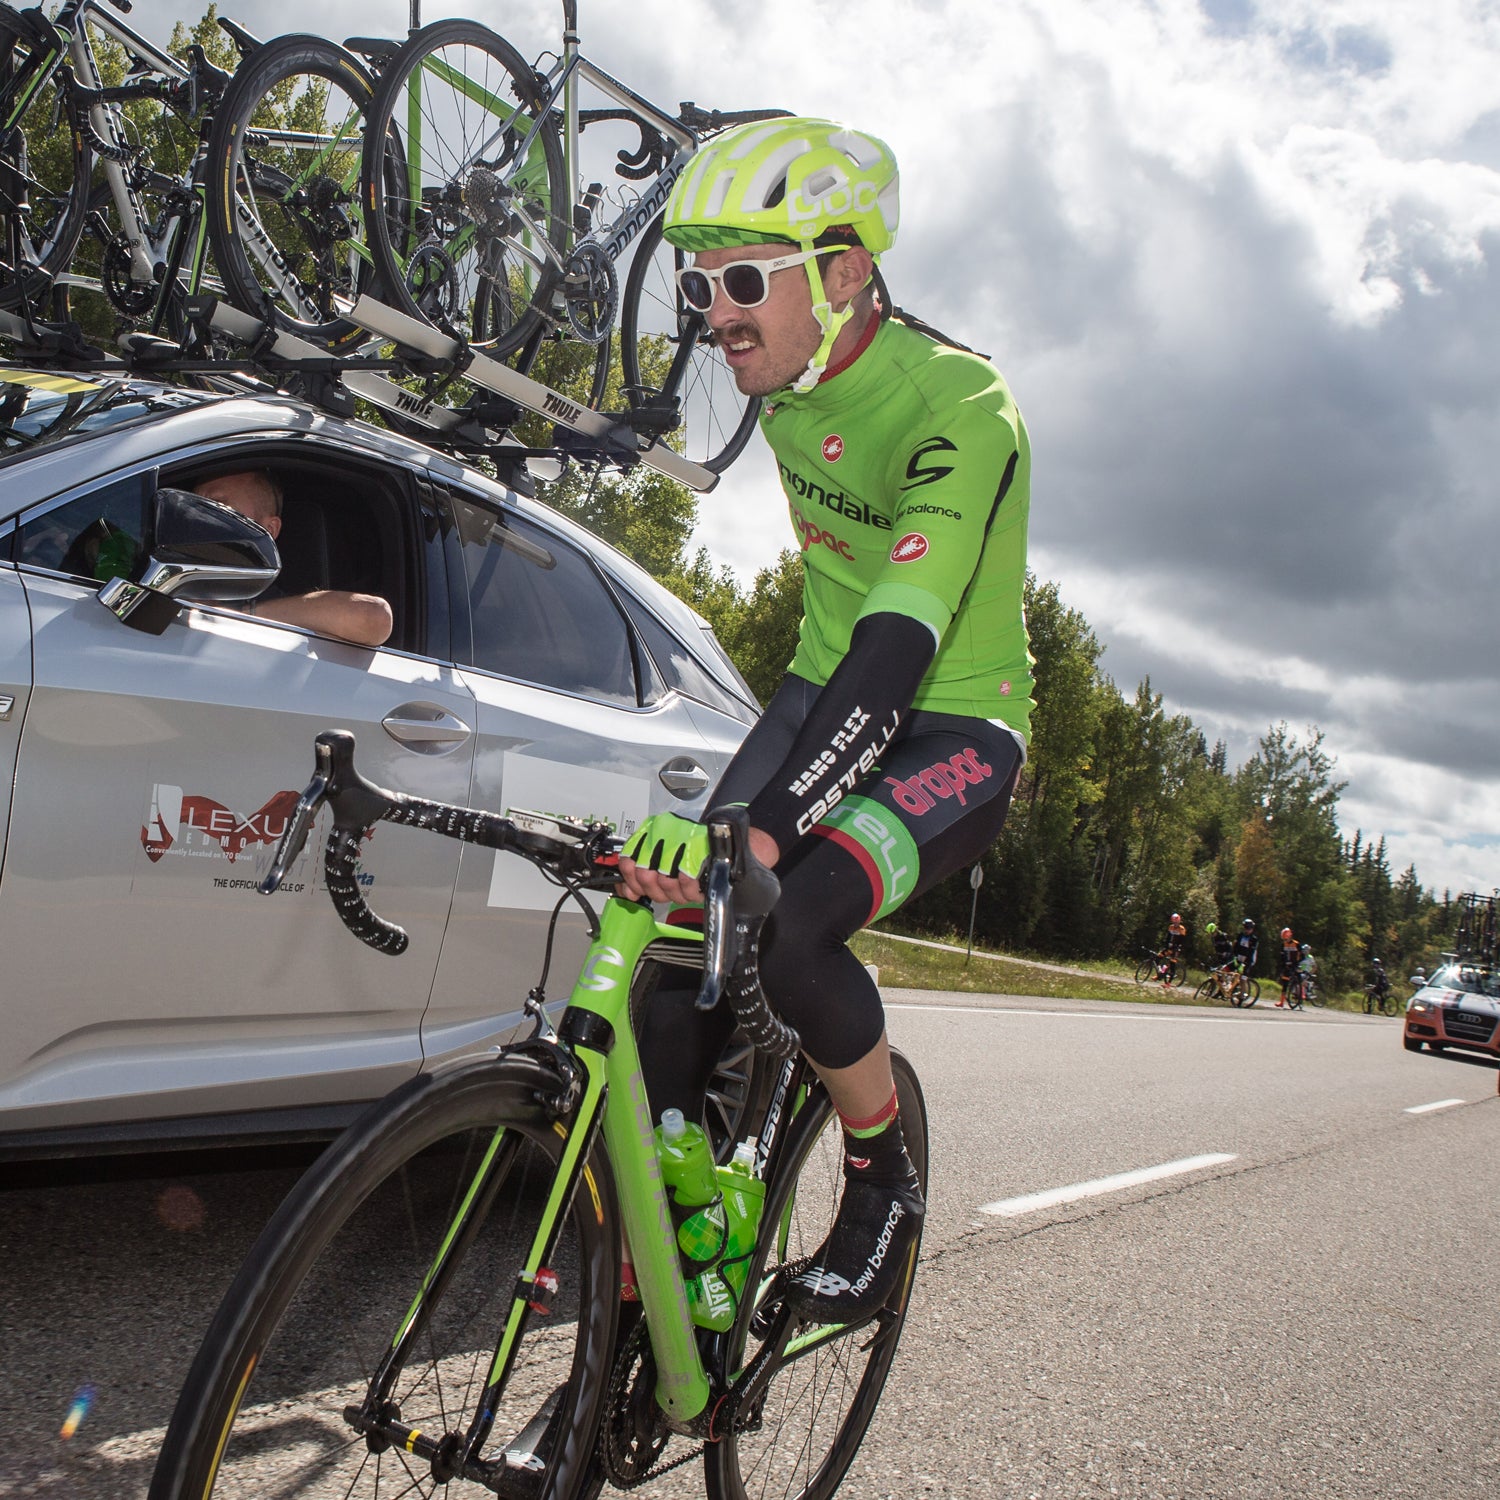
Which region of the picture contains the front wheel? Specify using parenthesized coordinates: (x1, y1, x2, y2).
(703, 1050, 928, 1500)
(207, 35, 383, 351)
(1133, 956, 1157, 985)
(1194, 978, 1218, 1004)
(149, 1055, 618, 1500)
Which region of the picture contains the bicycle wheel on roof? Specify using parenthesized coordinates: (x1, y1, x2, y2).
(0, 10, 93, 313)
(207, 34, 385, 352)
(362, 19, 566, 358)
(619, 212, 761, 473)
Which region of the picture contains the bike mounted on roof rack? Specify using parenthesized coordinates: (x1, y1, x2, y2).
(0, 289, 721, 496)
(1451, 890, 1499, 968)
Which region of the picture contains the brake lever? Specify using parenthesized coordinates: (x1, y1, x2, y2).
(259, 766, 329, 894)
(695, 806, 780, 1012)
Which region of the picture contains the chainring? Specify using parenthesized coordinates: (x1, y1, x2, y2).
(598, 1314, 675, 1488)
(563, 241, 617, 345)
(100, 236, 156, 317)
(405, 241, 459, 321)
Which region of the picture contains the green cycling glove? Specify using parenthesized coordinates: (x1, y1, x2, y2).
(622, 812, 709, 885)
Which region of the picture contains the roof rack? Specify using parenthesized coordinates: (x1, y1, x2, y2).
(1451, 891, 1498, 966)
(0, 293, 719, 495)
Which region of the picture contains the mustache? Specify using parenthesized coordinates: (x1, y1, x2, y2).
(711, 323, 760, 348)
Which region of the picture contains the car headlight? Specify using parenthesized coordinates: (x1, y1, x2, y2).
(1408, 997, 1435, 1014)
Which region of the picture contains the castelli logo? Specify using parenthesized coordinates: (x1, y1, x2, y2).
(890, 533, 928, 563)
(822, 433, 844, 463)
(999, 681, 1012, 697)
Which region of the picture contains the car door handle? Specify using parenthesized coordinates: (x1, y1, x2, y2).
(381, 702, 473, 754)
(658, 757, 712, 798)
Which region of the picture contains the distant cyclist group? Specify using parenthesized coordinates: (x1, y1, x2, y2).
(1145, 913, 1334, 1011)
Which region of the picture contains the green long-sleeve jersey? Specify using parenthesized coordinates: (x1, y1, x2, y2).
(760, 314, 1034, 737)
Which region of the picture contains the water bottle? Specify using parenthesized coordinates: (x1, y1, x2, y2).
(683, 1141, 767, 1332)
(717, 1139, 767, 1307)
(655, 1109, 727, 1273)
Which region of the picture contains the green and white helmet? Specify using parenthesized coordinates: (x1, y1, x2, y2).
(664, 117, 899, 254)
(664, 118, 899, 389)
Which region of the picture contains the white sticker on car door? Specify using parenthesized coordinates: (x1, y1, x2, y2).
(486, 754, 649, 911)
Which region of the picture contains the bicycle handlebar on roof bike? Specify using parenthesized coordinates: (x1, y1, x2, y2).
(260, 730, 800, 1057)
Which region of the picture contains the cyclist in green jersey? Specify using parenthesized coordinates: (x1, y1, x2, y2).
(619, 118, 1033, 1321)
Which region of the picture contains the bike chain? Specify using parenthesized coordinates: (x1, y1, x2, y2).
(598, 1316, 703, 1488)
(597, 1257, 817, 1484)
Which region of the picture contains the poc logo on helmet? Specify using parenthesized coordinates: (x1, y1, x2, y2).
(788, 178, 880, 230)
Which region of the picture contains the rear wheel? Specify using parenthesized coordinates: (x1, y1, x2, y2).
(703, 1050, 927, 1500)
(619, 212, 761, 472)
(148, 1056, 617, 1500)
(363, 19, 566, 357)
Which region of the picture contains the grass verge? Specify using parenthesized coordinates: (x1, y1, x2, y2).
(852, 929, 1374, 1012)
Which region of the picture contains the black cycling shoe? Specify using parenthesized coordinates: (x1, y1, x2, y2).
(784, 1170, 925, 1323)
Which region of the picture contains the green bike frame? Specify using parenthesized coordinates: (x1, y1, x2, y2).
(442, 894, 717, 1427)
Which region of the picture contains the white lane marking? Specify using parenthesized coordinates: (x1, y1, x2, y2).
(1404, 1098, 1466, 1114)
(884, 1002, 1349, 1028)
(980, 1154, 1238, 1218)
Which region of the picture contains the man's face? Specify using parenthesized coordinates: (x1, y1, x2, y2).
(696, 243, 824, 398)
(194, 473, 280, 539)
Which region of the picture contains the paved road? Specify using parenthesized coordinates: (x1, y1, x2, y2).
(1, 991, 1494, 1498)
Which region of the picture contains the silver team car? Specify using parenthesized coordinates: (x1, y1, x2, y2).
(0, 370, 756, 1157)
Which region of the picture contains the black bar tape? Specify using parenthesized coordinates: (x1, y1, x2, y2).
(324, 827, 409, 955)
(379, 799, 517, 850)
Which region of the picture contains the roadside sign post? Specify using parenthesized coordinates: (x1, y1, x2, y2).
(965, 863, 984, 965)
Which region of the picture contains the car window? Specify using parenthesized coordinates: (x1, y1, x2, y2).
(616, 590, 756, 722)
(13, 471, 150, 581)
(451, 497, 637, 705)
(0, 374, 207, 466)
(1433, 965, 1500, 998)
(159, 450, 426, 654)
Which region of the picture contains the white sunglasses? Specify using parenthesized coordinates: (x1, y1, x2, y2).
(675, 248, 829, 312)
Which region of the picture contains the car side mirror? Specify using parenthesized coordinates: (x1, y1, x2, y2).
(97, 488, 281, 634)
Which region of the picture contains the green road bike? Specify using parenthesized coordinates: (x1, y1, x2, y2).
(149, 730, 928, 1500)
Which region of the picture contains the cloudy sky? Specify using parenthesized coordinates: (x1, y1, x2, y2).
(164, 0, 1500, 893)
